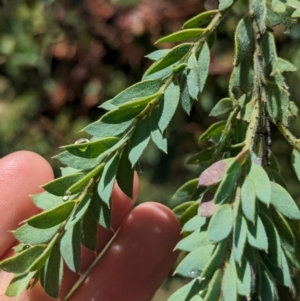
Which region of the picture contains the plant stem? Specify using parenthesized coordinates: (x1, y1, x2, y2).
(277, 122, 300, 151)
(63, 227, 121, 301)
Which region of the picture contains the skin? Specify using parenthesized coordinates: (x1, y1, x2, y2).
(0, 151, 181, 301)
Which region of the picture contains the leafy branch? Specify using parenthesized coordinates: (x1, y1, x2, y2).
(1, 0, 300, 300)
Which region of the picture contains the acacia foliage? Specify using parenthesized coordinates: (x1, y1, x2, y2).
(1, 0, 300, 300)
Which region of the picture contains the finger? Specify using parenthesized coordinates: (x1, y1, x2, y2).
(0, 151, 54, 259)
(0, 160, 140, 301)
(111, 171, 139, 231)
(71, 202, 181, 301)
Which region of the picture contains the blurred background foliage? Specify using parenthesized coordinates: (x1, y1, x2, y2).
(0, 0, 300, 298)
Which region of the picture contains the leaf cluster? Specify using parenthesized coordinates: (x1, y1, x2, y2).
(0, 0, 300, 300)
(168, 0, 300, 300)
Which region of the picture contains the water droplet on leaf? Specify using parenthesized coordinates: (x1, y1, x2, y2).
(189, 269, 201, 279)
(75, 138, 90, 144)
(22, 245, 31, 250)
(63, 192, 71, 201)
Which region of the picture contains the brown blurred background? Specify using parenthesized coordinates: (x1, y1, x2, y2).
(0, 0, 300, 299)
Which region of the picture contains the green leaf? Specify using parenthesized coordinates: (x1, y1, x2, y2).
(60, 222, 81, 273)
(249, 162, 271, 205)
(233, 212, 248, 264)
(172, 62, 188, 74)
(65, 194, 91, 229)
(158, 80, 180, 132)
(203, 269, 222, 301)
(219, 0, 234, 10)
(267, 3, 294, 29)
(222, 263, 237, 301)
(258, 265, 278, 301)
(84, 120, 133, 138)
(0, 245, 45, 273)
(209, 98, 233, 117)
(145, 49, 170, 61)
(266, 82, 291, 127)
(182, 215, 207, 232)
(175, 245, 215, 277)
(114, 92, 163, 115)
(13, 224, 60, 245)
(247, 214, 268, 251)
(261, 32, 277, 67)
(264, 250, 294, 291)
(98, 106, 141, 125)
(67, 163, 105, 195)
(91, 184, 111, 228)
(173, 201, 196, 221)
(291, 149, 300, 181)
(144, 43, 192, 79)
(270, 181, 300, 220)
(272, 208, 296, 253)
(81, 206, 98, 251)
(105, 79, 162, 106)
(183, 10, 218, 29)
(198, 120, 226, 143)
(241, 177, 256, 222)
(61, 167, 80, 176)
(235, 257, 252, 296)
(43, 173, 85, 196)
(172, 63, 188, 75)
(98, 152, 120, 207)
(213, 160, 242, 204)
(238, 95, 254, 122)
(155, 29, 205, 44)
(229, 56, 254, 101)
(187, 146, 216, 166)
(173, 179, 198, 203)
(190, 295, 203, 301)
(251, 0, 266, 33)
(187, 42, 210, 99)
(289, 101, 298, 118)
(31, 192, 63, 210)
(29, 234, 59, 271)
(25, 201, 76, 229)
(128, 116, 151, 166)
(5, 271, 36, 297)
(180, 71, 194, 115)
(40, 245, 63, 298)
(208, 204, 233, 242)
(279, 249, 295, 292)
(261, 214, 283, 267)
(64, 137, 120, 158)
(201, 239, 228, 279)
(234, 16, 254, 66)
(167, 279, 202, 301)
(150, 106, 168, 153)
(116, 145, 134, 198)
(175, 231, 211, 252)
(277, 58, 297, 73)
(272, 0, 286, 12)
(55, 151, 99, 170)
(181, 202, 201, 226)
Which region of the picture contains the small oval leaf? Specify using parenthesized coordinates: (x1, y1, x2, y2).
(270, 181, 300, 220)
(26, 201, 76, 229)
(208, 204, 233, 242)
(155, 29, 205, 44)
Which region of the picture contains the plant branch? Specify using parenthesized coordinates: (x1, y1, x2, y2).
(277, 122, 300, 151)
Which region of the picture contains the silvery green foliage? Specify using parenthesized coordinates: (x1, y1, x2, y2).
(1, 0, 300, 300)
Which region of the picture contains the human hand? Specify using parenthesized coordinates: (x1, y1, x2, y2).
(0, 151, 181, 301)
